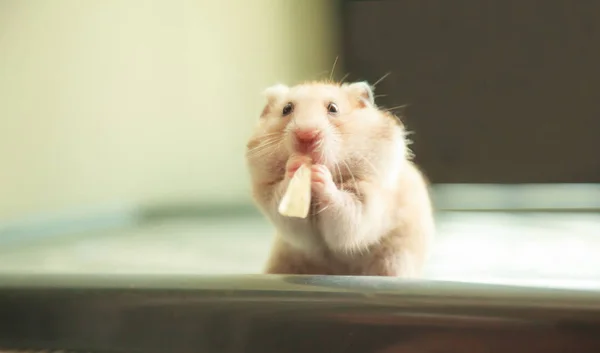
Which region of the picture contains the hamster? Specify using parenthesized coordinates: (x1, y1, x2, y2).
(245, 80, 434, 277)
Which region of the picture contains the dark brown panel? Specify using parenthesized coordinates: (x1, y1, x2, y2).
(342, 0, 600, 183)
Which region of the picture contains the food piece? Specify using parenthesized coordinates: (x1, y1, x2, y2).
(278, 164, 311, 218)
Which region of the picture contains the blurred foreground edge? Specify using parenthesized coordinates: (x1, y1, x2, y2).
(0, 274, 600, 353)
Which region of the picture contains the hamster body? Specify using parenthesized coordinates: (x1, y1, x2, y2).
(245, 80, 434, 277)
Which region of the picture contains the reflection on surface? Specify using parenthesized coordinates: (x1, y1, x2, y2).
(0, 185, 599, 290)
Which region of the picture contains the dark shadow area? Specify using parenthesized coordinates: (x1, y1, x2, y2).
(342, 0, 600, 183)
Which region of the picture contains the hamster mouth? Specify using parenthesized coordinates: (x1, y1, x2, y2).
(288, 147, 326, 165)
(296, 140, 316, 154)
(292, 141, 327, 164)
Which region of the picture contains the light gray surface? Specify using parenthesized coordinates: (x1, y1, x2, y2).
(1, 212, 599, 290)
(431, 183, 600, 210)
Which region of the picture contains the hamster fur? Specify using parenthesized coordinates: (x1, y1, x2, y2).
(245, 80, 434, 277)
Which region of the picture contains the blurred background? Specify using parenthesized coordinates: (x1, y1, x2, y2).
(0, 0, 598, 289)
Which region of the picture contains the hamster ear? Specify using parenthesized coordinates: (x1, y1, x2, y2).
(260, 83, 289, 117)
(342, 81, 375, 107)
(263, 83, 289, 104)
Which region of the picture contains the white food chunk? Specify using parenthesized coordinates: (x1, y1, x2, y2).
(278, 164, 311, 218)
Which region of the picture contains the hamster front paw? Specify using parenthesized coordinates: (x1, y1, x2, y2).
(311, 164, 339, 204)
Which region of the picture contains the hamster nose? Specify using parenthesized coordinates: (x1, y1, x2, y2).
(293, 129, 321, 152)
(294, 129, 321, 142)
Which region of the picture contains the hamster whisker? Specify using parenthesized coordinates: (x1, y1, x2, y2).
(329, 56, 339, 81)
(289, 117, 300, 130)
(383, 104, 410, 112)
(339, 72, 350, 84)
(249, 135, 282, 146)
(356, 154, 381, 177)
(372, 72, 391, 87)
(334, 162, 345, 192)
(317, 139, 327, 164)
(258, 135, 283, 143)
(247, 137, 283, 157)
(312, 202, 330, 216)
(247, 139, 281, 155)
(342, 159, 361, 198)
(267, 140, 283, 160)
(259, 132, 283, 139)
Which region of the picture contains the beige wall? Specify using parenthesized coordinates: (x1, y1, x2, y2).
(0, 0, 341, 220)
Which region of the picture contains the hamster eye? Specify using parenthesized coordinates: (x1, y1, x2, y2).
(327, 102, 339, 114)
(282, 102, 294, 116)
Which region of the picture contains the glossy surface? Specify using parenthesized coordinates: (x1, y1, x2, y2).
(1, 274, 600, 352)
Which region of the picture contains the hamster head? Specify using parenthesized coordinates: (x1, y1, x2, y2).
(246, 80, 409, 187)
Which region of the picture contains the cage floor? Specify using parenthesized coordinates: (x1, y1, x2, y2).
(0, 212, 599, 289)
